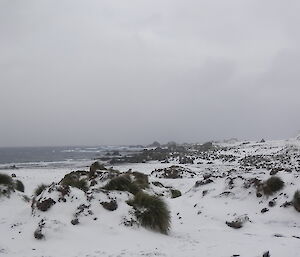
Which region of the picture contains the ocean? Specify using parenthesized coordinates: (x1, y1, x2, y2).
(0, 145, 143, 169)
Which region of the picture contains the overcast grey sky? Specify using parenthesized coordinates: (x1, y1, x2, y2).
(0, 0, 299, 147)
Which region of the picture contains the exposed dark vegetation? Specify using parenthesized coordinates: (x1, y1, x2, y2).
(0, 173, 13, 185)
(103, 175, 140, 195)
(89, 161, 106, 177)
(128, 171, 149, 189)
(127, 191, 171, 234)
(293, 190, 300, 212)
(261, 176, 284, 195)
(60, 171, 88, 192)
(15, 180, 25, 192)
(0, 173, 25, 196)
(151, 165, 196, 179)
(34, 184, 48, 196)
(65, 178, 88, 192)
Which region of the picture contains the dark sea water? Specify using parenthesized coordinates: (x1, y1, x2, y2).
(0, 146, 142, 169)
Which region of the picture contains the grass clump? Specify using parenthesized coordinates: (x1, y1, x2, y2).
(34, 184, 48, 196)
(103, 175, 139, 195)
(262, 176, 284, 195)
(0, 173, 25, 196)
(127, 191, 171, 234)
(293, 190, 300, 212)
(0, 173, 15, 197)
(0, 173, 13, 185)
(15, 180, 25, 192)
(61, 178, 88, 192)
(131, 171, 149, 189)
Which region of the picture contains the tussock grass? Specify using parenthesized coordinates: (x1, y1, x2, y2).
(15, 180, 25, 192)
(131, 171, 149, 189)
(0, 173, 13, 185)
(103, 175, 139, 195)
(128, 191, 171, 234)
(34, 184, 48, 196)
(293, 190, 300, 212)
(262, 176, 284, 195)
(0, 173, 15, 197)
(61, 178, 88, 192)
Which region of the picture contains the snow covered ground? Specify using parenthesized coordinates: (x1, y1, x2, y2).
(1, 138, 300, 257)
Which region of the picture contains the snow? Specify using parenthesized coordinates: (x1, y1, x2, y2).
(1, 139, 300, 257)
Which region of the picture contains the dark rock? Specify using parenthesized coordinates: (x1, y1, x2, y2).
(280, 201, 292, 208)
(179, 156, 194, 164)
(261, 208, 269, 213)
(256, 192, 263, 198)
(90, 180, 97, 187)
(268, 200, 276, 207)
(71, 218, 79, 225)
(273, 233, 284, 237)
(77, 204, 90, 213)
(110, 147, 170, 164)
(244, 178, 261, 189)
(152, 165, 195, 179)
(202, 190, 208, 197)
(292, 236, 300, 239)
(195, 179, 213, 187)
(226, 221, 243, 229)
(262, 251, 270, 257)
(270, 169, 278, 175)
(170, 189, 182, 198)
(57, 185, 70, 198)
(219, 191, 234, 197)
(152, 181, 164, 187)
(34, 229, 44, 240)
(203, 173, 212, 180)
(284, 168, 292, 173)
(101, 200, 118, 211)
(36, 198, 56, 212)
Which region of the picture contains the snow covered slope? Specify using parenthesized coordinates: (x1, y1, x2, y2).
(1, 139, 300, 257)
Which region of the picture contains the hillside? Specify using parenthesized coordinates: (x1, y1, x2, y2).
(1, 138, 300, 257)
